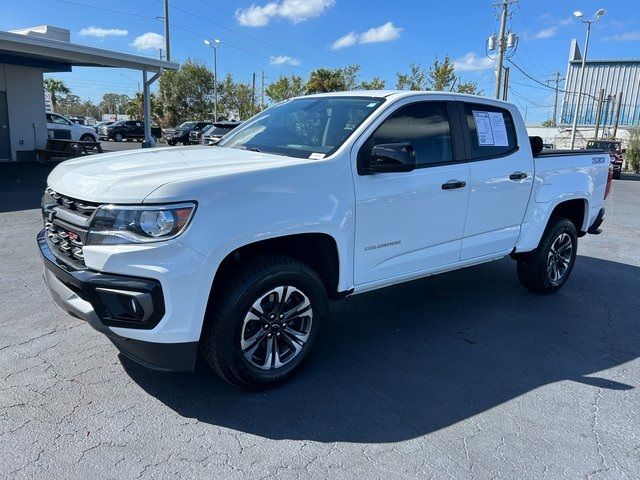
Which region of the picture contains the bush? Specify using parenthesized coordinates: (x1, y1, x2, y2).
(626, 127, 640, 174)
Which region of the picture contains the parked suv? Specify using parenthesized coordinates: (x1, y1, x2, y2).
(586, 139, 625, 179)
(166, 121, 211, 146)
(101, 120, 161, 142)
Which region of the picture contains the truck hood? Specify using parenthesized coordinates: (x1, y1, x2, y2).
(47, 146, 304, 203)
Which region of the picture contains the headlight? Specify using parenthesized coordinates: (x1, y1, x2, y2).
(86, 203, 196, 245)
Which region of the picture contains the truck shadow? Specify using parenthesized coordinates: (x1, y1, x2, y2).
(122, 254, 639, 443)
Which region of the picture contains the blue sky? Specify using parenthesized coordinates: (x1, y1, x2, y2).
(2, 0, 638, 123)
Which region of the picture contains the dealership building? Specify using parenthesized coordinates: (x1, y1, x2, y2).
(0, 25, 177, 162)
(560, 39, 640, 129)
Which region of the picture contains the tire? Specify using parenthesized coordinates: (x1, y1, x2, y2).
(168, 140, 176, 146)
(613, 169, 621, 180)
(200, 254, 327, 389)
(517, 218, 578, 294)
(114, 132, 123, 142)
(79, 133, 94, 142)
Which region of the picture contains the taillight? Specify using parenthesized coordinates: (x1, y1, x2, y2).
(604, 165, 613, 199)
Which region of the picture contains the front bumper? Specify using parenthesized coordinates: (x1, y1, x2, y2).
(38, 230, 199, 371)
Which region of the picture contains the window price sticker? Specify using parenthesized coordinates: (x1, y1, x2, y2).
(472, 111, 509, 147)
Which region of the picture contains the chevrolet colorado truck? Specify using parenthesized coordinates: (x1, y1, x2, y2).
(39, 91, 611, 389)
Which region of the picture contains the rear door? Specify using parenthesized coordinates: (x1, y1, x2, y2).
(353, 98, 471, 285)
(458, 102, 534, 260)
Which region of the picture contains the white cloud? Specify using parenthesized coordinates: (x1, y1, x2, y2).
(532, 27, 557, 40)
(359, 22, 402, 44)
(559, 17, 574, 26)
(79, 26, 128, 38)
(131, 32, 164, 51)
(603, 31, 640, 42)
(236, 0, 334, 27)
(331, 22, 402, 50)
(269, 55, 301, 66)
(453, 52, 494, 72)
(331, 32, 358, 50)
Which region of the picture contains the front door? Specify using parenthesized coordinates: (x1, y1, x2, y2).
(353, 99, 471, 286)
(0, 91, 10, 160)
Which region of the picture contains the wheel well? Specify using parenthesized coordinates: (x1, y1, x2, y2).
(550, 199, 587, 233)
(212, 233, 341, 299)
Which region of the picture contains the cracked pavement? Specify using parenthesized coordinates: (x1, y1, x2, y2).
(1, 163, 639, 479)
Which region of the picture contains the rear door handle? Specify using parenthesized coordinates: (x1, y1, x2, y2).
(509, 171, 528, 181)
(441, 180, 467, 190)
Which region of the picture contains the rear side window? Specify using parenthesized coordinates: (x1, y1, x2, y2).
(463, 103, 517, 159)
(360, 101, 453, 168)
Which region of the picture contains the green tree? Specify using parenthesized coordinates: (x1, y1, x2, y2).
(455, 81, 480, 95)
(125, 92, 163, 122)
(341, 64, 361, 90)
(305, 68, 349, 94)
(428, 55, 456, 91)
(265, 75, 305, 103)
(158, 59, 215, 125)
(541, 119, 555, 128)
(395, 63, 428, 90)
(58, 94, 81, 115)
(626, 127, 640, 174)
(357, 77, 386, 90)
(43, 78, 70, 113)
(217, 74, 262, 121)
(99, 93, 131, 115)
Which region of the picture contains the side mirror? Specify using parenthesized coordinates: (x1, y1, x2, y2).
(362, 142, 416, 174)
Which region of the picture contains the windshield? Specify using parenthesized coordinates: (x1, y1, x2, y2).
(178, 122, 196, 129)
(587, 141, 617, 151)
(111, 121, 125, 126)
(218, 96, 385, 158)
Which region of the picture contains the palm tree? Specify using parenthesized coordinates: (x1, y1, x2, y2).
(43, 78, 70, 113)
(305, 68, 347, 94)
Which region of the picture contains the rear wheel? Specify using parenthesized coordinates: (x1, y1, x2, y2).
(200, 255, 327, 389)
(168, 140, 176, 146)
(517, 218, 578, 294)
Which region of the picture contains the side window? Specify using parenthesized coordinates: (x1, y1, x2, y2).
(359, 102, 453, 168)
(463, 103, 517, 159)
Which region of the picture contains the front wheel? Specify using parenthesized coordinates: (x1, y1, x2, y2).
(200, 255, 327, 389)
(517, 218, 578, 293)
(79, 133, 94, 142)
(113, 133, 123, 142)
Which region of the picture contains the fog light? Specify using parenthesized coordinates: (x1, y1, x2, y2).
(95, 288, 153, 323)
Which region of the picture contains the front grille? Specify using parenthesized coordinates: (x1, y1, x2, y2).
(42, 189, 101, 269)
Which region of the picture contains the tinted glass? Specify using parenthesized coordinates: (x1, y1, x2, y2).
(464, 103, 517, 159)
(587, 141, 617, 151)
(360, 102, 452, 168)
(207, 126, 234, 136)
(219, 97, 384, 159)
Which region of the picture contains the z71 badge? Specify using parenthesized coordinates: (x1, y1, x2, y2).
(592, 156, 606, 164)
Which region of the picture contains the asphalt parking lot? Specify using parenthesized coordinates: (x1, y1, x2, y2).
(1, 159, 639, 479)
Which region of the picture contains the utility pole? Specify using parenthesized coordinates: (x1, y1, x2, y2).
(493, 0, 517, 99)
(612, 91, 623, 138)
(251, 73, 256, 114)
(593, 88, 605, 138)
(164, 0, 171, 62)
(261, 71, 265, 109)
(547, 72, 564, 127)
(502, 66, 510, 101)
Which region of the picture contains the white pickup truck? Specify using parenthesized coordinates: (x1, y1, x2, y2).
(39, 91, 611, 389)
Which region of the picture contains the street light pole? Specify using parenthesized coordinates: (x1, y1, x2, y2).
(204, 39, 220, 122)
(570, 8, 605, 149)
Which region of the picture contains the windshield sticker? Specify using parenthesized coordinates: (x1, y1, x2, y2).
(309, 153, 326, 159)
(366, 102, 378, 107)
(472, 111, 509, 147)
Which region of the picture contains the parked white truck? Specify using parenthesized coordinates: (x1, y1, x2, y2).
(39, 91, 611, 389)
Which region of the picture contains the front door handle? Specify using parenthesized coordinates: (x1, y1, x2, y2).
(441, 180, 467, 190)
(509, 171, 528, 181)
